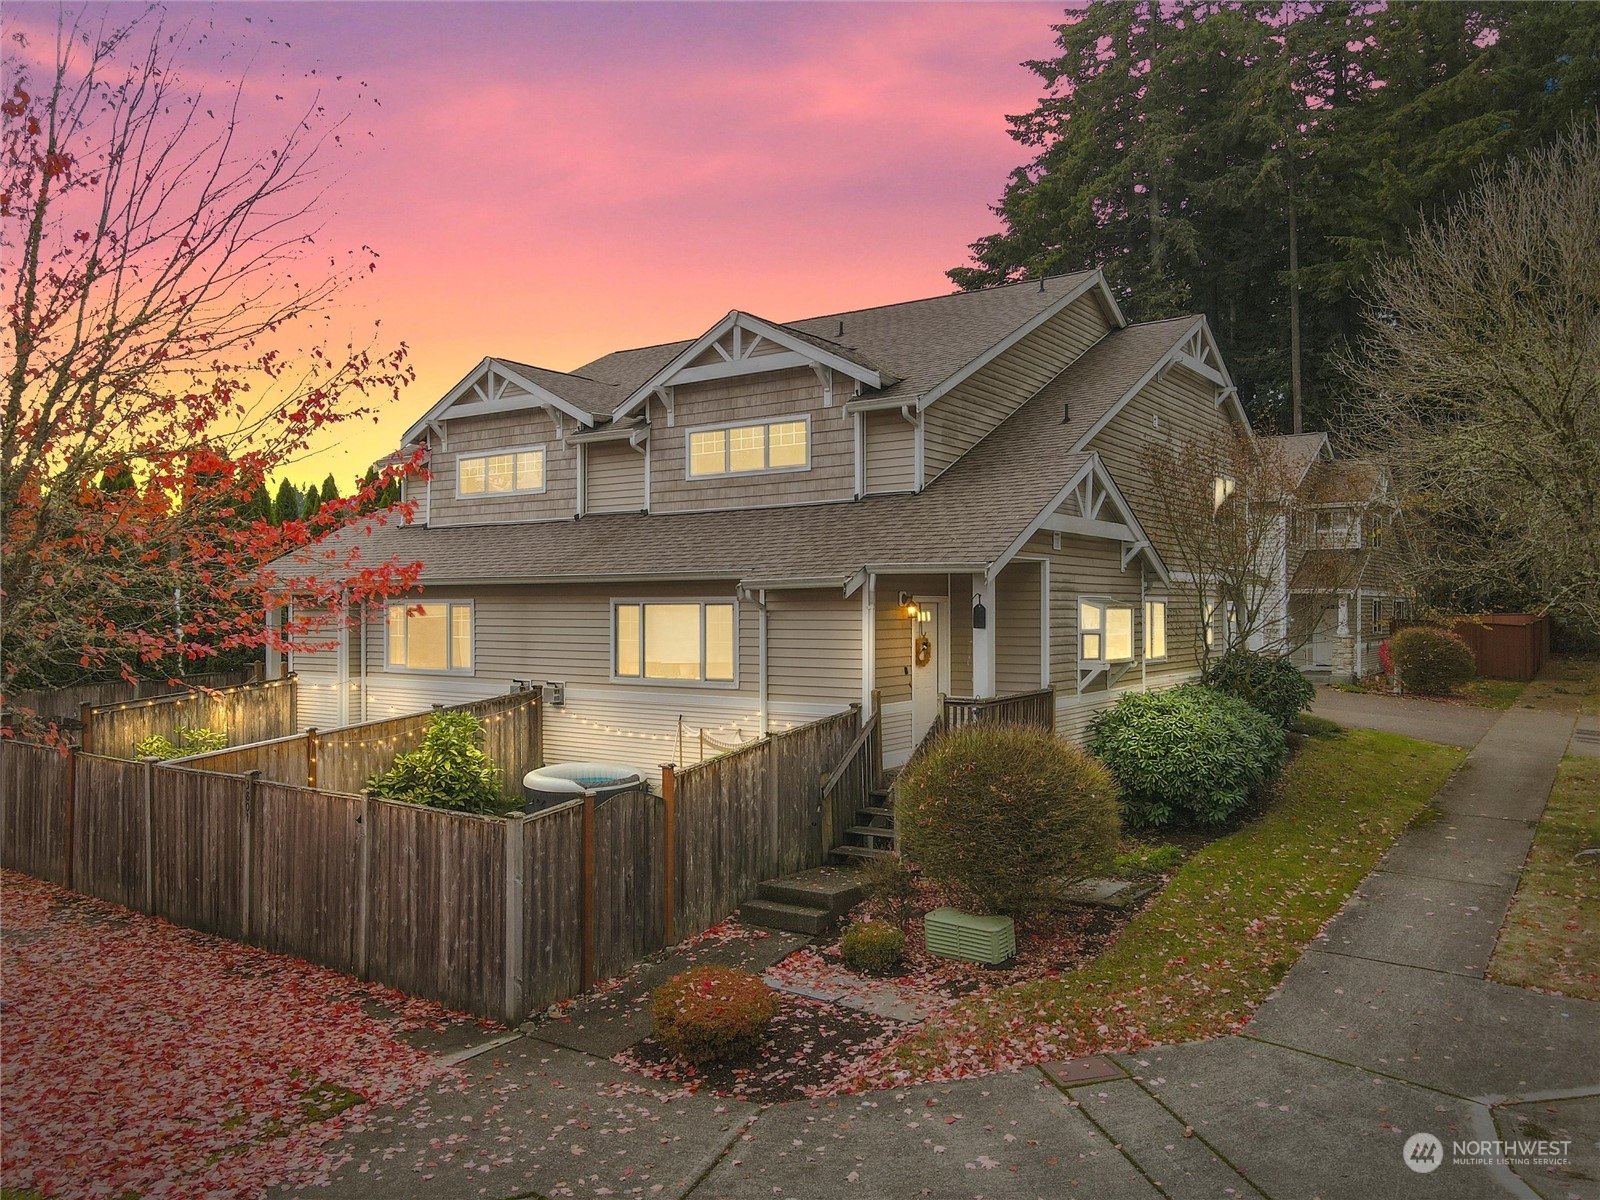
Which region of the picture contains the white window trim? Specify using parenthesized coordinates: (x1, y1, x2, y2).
(609, 597, 740, 689)
(684, 414, 812, 480)
(1078, 596, 1136, 665)
(1143, 597, 1169, 662)
(455, 444, 549, 499)
(384, 599, 476, 675)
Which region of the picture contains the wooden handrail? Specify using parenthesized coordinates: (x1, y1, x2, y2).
(821, 707, 879, 798)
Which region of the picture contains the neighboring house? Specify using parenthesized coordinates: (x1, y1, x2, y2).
(1260, 433, 1406, 680)
(277, 272, 1262, 781)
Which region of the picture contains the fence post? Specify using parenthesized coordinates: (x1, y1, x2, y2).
(306, 727, 319, 789)
(288, 672, 299, 733)
(141, 755, 158, 915)
(503, 814, 525, 1026)
(356, 789, 372, 977)
(242, 770, 260, 944)
(63, 744, 78, 890)
(765, 736, 780, 877)
(79, 701, 94, 755)
(660, 764, 676, 945)
(580, 790, 596, 992)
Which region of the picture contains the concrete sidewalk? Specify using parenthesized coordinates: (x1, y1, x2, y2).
(291, 690, 1599, 1200)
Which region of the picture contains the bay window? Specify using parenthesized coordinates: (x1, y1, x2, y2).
(614, 600, 737, 683)
(1079, 598, 1134, 664)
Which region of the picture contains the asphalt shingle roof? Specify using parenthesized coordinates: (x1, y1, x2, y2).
(275, 314, 1194, 588)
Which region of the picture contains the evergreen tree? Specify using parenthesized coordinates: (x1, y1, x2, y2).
(272, 478, 300, 525)
(301, 482, 321, 517)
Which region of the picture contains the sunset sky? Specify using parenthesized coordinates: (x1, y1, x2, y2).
(14, 1, 1070, 485)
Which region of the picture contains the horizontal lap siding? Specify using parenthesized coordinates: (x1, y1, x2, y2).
(648, 369, 855, 512)
(924, 294, 1111, 481)
(428, 408, 576, 527)
(863, 411, 915, 494)
(873, 575, 949, 706)
(585, 440, 645, 513)
(997, 560, 1045, 694)
(767, 589, 861, 711)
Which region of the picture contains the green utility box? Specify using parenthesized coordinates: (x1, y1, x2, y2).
(923, 907, 1016, 966)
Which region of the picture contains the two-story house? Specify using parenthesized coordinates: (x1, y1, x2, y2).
(278, 271, 1259, 780)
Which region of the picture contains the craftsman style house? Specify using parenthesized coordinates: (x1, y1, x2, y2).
(281, 272, 1344, 780)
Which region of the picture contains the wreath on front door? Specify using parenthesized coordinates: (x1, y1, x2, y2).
(914, 634, 933, 668)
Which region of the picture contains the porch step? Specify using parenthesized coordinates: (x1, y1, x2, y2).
(846, 824, 896, 845)
(756, 866, 866, 916)
(832, 844, 894, 862)
(859, 805, 894, 819)
(737, 898, 835, 936)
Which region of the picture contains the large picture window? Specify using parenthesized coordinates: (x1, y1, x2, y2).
(386, 602, 473, 672)
(687, 418, 809, 478)
(1079, 598, 1134, 664)
(457, 446, 546, 497)
(614, 600, 736, 683)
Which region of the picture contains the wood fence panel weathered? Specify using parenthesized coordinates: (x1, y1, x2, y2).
(0, 741, 70, 882)
(170, 735, 310, 786)
(83, 678, 296, 760)
(520, 801, 585, 1013)
(8, 669, 254, 726)
(772, 711, 858, 874)
(72, 755, 150, 911)
(252, 784, 364, 974)
(150, 768, 250, 940)
(365, 799, 507, 1017)
(592, 785, 664, 982)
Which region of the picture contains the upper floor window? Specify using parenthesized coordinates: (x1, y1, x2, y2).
(614, 600, 736, 684)
(1144, 599, 1168, 660)
(386, 601, 473, 672)
(687, 417, 809, 479)
(1079, 598, 1134, 664)
(1204, 598, 1240, 649)
(1213, 474, 1236, 511)
(458, 447, 546, 497)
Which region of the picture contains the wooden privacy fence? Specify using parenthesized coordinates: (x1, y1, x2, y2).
(171, 690, 543, 799)
(1451, 614, 1552, 682)
(77, 676, 297, 760)
(4, 667, 257, 728)
(1, 706, 860, 1024)
(660, 707, 861, 938)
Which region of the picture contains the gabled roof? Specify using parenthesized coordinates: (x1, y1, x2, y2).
(275, 316, 1191, 591)
(1302, 460, 1386, 505)
(401, 358, 618, 445)
(1260, 432, 1330, 486)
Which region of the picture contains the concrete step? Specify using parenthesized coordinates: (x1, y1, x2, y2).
(738, 897, 834, 936)
(756, 865, 866, 915)
(832, 844, 894, 862)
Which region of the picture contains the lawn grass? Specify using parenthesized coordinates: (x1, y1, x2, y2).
(855, 728, 1464, 1085)
(1489, 756, 1600, 1001)
(1460, 678, 1526, 709)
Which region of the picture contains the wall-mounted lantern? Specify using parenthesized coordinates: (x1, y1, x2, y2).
(898, 591, 920, 620)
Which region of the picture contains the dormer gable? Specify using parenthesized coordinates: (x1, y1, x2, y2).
(610, 311, 896, 426)
(402, 358, 615, 449)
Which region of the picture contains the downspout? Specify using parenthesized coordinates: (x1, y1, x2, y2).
(1354, 586, 1363, 681)
(1140, 560, 1148, 692)
(359, 603, 368, 722)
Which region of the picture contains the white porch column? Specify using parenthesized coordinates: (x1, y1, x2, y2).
(972, 573, 997, 699)
(1336, 596, 1350, 637)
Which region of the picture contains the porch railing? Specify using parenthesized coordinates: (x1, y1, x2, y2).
(820, 705, 879, 855)
(942, 687, 1055, 734)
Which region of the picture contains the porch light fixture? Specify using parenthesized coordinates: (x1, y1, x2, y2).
(898, 591, 920, 620)
(972, 595, 987, 630)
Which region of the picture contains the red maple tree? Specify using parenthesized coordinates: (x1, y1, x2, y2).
(2, 6, 424, 712)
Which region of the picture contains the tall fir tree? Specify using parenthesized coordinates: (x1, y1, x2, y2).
(272, 478, 301, 525)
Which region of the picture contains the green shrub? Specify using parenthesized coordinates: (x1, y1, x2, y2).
(651, 966, 779, 1065)
(859, 853, 918, 922)
(367, 710, 503, 814)
(895, 724, 1119, 916)
(1202, 649, 1315, 727)
(133, 726, 227, 760)
(840, 920, 906, 973)
(1109, 841, 1185, 878)
(1088, 684, 1287, 829)
(1389, 626, 1476, 695)
(1289, 713, 1344, 738)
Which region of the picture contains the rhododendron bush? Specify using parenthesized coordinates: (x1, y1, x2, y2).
(1, 7, 423, 711)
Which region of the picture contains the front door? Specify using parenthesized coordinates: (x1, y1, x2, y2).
(1310, 605, 1337, 667)
(909, 600, 947, 746)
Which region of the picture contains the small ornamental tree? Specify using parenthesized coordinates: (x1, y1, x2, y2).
(1089, 685, 1287, 829)
(1389, 627, 1476, 695)
(895, 724, 1119, 916)
(1, 7, 424, 722)
(368, 711, 504, 815)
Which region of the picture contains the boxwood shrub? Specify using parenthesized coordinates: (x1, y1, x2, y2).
(895, 724, 1119, 916)
(1389, 626, 1476, 695)
(1088, 684, 1287, 829)
(651, 966, 778, 1065)
(1202, 648, 1315, 727)
(840, 920, 906, 974)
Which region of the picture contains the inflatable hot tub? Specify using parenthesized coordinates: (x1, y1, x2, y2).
(522, 762, 644, 813)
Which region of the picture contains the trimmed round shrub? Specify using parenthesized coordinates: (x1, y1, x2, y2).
(651, 966, 778, 1065)
(895, 724, 1119, 916)
(1201, 648, 1315, 727)
(1389, 626, 1476, 695)
(839, 920, 906, 974)
(1088, 684, 1287, 829)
